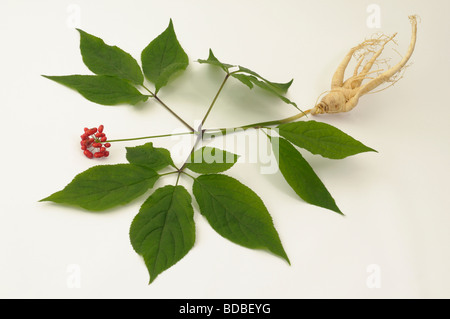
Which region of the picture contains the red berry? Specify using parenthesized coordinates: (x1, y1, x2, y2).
(84, 150, 93, 159)
(86, 139, 94, 147)
(80, 125, 110, 159)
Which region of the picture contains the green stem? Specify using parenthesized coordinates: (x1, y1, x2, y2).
(240, 109, 311, 128)
(175, 172, 181, 186)
(260, 128, 272, 139)
(107, 131, 193, 143)
(176, 136, 201, 185)
(202, 109, 311, 139)
(141, 84, 195, 132)
(199, 73, 230, 130)
(160, 171, 179, 177)
(154, 95, 195, 132)
(141, 84, 155, 97)
(175, 73, 231, 176)
(181, 171, 196, 180)
(178, 131, 203, 172)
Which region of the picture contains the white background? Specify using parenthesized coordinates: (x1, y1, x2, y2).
(1, 0, 449, 299)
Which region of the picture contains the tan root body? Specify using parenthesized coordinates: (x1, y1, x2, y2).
(311, 15, 418, 115)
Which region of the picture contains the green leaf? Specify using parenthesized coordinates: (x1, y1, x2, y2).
(42, 75, 148, 105)
(197, 50, 296, 108)
(77, 29, 144, 85)
(197, 49, 234, 73)
(126, 142, 174, 171)
(40, 164, 159, 211)
(278, 121, 376, 159)
(193, 174, 289, 263)
(130, 185, 195, 284)
(270, 136, 342, 215)
(236, 66, 293, 94)
(197, 50, 293, 94)
(185, 147, 239, 174)
(141, 19, 189, 93)
(230, 73, 253, 88)
(232, 73, 298, 109)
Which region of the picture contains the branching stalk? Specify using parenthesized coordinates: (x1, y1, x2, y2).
(142, 84, 195, 132)
(199, 73, 230, 130)
(202, 109, 311, 139)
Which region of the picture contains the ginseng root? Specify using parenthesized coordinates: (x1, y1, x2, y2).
(311, 15, 418, 115)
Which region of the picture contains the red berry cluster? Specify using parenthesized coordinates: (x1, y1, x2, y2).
(80, 125, 111, 159)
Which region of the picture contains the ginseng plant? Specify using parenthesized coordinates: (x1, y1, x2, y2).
(40, 16, 418, 283)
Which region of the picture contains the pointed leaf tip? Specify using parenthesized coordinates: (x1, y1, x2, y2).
(41, 164, 159, 211)
(278, 121, 376, 159)
(130, 185, 195, 284)
(77, 28, 144, 85)
(41, 75, 147, 105)
(141, 19, 189, 93)
(271, 137, 343, 215)
(193, 174, 290, 263)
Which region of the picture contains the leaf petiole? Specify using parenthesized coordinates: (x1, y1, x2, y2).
(199, 73, 230, 130)
(141, 84, 195, 132)
(140, 84, 155, 97)
(181, 171, 196, 180)
(107, 131, 194, 143)
(202, 109, 312, 140)
(160, 171, 179, 177)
